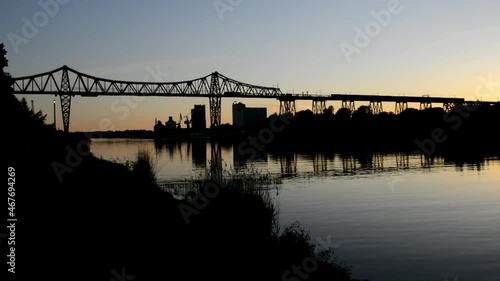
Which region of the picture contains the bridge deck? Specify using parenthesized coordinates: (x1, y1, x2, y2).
(226, 92, 466, 103)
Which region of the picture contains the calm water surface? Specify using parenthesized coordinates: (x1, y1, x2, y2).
(91, 138, 500, 281)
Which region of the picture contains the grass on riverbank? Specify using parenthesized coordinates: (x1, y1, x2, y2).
(151, 150, 355, 280)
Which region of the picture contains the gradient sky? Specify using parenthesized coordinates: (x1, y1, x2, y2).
(1, 0, 499, 131)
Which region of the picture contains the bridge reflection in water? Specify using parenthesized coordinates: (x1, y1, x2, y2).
(153, 141, 494, 198)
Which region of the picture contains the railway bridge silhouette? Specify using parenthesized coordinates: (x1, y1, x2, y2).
(12, 65, 495, 132)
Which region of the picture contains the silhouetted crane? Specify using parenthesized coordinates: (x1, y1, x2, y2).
(184, 113, 191, 129)
(177, 112, 191, 129)
(177, 114, 182, 129)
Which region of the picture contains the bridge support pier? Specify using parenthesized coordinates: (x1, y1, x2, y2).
(60, 67, 72, 133)
(420, 101, 432, 110)
(369, 101, 383, 114)
(279, 99, 296, 115)
(209, 96, 222, 128)
(312, 99, 326, 114)
(342, 100, 356, 112)
(59, 94, 72, 133)
(209, 72, 222, 128)
(395, 101, 408, 114)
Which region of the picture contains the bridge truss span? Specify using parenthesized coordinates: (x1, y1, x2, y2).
(12, 65, 282, 130)
(12, 65, 282, 97)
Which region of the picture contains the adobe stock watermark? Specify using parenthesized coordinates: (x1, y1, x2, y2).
(7, 0, 71, 54)
(213, 0, 244, 21)
(385, 171, 406, 192)
(414, 73, 499, 157)
(51, 64, 169, 182)
(472, 74, 500, 102)
(315, 235, 342, 251)
(340, 0, 405, 64)
(110, 267, 135, 281)
(51, 131, 103, 182)
(106, 64, 170, 128)
(237, 114, 294, 160)
(281, 235, 341, 281)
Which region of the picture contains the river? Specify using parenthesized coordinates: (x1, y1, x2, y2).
(91, 138, 500, 281)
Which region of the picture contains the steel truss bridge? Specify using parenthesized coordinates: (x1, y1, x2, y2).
(12, 65, 498, 132)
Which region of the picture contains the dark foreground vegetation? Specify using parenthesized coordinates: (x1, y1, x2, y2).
(3, 44, 363, 280)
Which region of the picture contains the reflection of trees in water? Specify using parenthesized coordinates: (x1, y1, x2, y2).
(353, 153, 370, 170)
(233, 149, 268, 170)
(454, 160, 485, 172)
(348, 152, 385, 171)
(459, 155, 495, 171)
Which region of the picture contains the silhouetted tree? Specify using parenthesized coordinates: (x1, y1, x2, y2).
(353, 105, 372, 119)
(296, 109, 314, 120)
(323, 105, 334, 115)
(336, 107, 351, 120)
(1, 43, 14, 102)
(3, 44, 50, 161)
